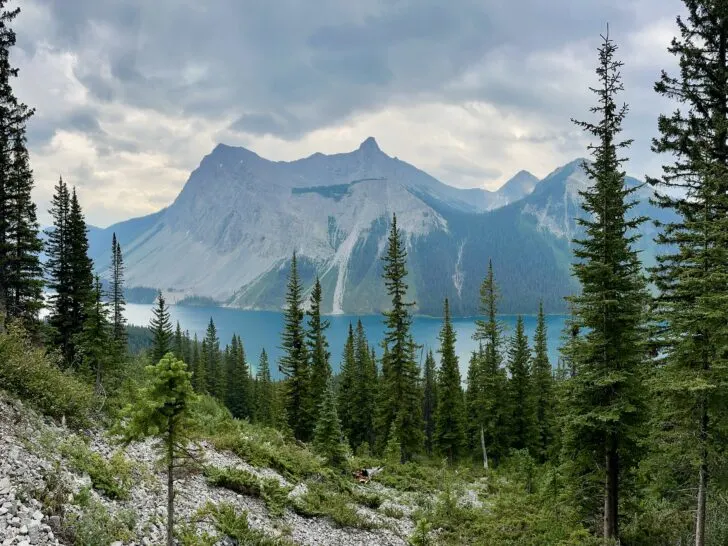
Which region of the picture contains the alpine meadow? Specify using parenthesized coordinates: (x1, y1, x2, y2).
(3, 1, 728, 545)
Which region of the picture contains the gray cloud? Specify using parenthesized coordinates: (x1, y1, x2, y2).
(17, 0, 687, 225)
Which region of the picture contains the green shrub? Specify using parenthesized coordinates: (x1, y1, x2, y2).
(61, 437, 133, 500)
(351, 489, 383, 509)
(196, 502, 291, 545)
(291, 482, 375, 530)
(0, 324, 94, 427)
(205, 467, 291, 518)
(63, 499, 136, 546)
(382, 505, 405, 519)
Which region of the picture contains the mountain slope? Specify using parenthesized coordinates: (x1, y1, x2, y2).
(87, 141, 660, 315)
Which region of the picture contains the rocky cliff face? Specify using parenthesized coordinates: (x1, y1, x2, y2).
(88, 141, 663, 315)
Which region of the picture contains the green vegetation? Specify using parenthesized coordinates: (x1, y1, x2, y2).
(60, 437, 134, 500)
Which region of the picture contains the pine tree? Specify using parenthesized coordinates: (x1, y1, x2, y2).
(116, 353, 198, 546)
(254, 349, 274, 426)
(110, 233, 126, 349)
(226, 334, 251, 419)
(469, 261, 509, 463)
(0, 2, 40, 328)
(532, 301, 554, 462)
(380, 214, 423, 462)
(562, 31, 648, 541)
(307, 277, 331, 416)
(507, 315, 535, 452)
(279, 252, 312, 441)
(313, 377, 348, 467)
(150, 291, 173, 364)
(337, 323, 356, 445)
(204, 317, 224, 399)
(45, 177, 73, 362)
(649, 5, 728, 543)
(77, 275, 111, 394)
(422, 350, 438, 456)
(434, 298, 467, 463)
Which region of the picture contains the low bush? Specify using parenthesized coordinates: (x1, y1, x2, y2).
(61, 437, 134, 500)
(0, 324, 94, 428)
(63, 499, 136, 546)
(205, 466, 291, 518)
(291, 482, 375, 530)
(195, 502, 291, 545)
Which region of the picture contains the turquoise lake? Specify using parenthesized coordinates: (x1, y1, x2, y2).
(124, 303, 568, 378)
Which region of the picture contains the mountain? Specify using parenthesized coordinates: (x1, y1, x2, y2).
(87, 140, 662, 315)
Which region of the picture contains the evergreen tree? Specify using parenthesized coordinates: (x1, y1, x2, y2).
(203, 317, 224, 399)
(306, 277, 331, 415)
(116, 353, 198, 546)
(434, 298, 467, 463)
(77, 275, 111, 394)
(532, 301, 555, 462)
(422, 350, 438, 456)
(190, 333, 205, 393)
(469, 261, 509, 463)
(226, 334, 251, 419)
(173, 321, 183, 361)
(279, 252, 312, 441)
(353, 320, 377, 451)
(254, 349, 274, 426)
(66, 187, 94, 365)
(0, 3, 40, 328)
(110, 233, 126, 349)
(150, 291, 173, 364)
(4, 132, 42, 327)
(380, 214, 423, 462)
(313, 377, 348, 467)
(507, 315, 535, 452)
(45, 177, 73, 362)
(649, 4, 728, 543)
(337, 323, 356, 445)
(562, 31, 648, 541)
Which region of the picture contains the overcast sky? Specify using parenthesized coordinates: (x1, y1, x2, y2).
(15, 0, 685, 227)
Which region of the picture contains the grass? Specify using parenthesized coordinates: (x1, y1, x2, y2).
(290, 482, 376, 530)
(60, 436, 134, 500)
(205, 466, 291, 518)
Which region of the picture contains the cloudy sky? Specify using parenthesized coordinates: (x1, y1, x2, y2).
(15, 0, 684, 227)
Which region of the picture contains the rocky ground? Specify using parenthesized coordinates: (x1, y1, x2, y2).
(0, 393, 415, 545)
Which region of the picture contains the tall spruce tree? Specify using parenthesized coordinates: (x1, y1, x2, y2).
(422, 350, 438, 456)
(150, 291, 173, 364)
(110, 233, 127, 349)
(45, 177, 73, 361)
(66, 187, 94, 364)
(0, 2, 40, 327)
(254, 349, 274, 426)
(204, 317, 224, 399)
(350, 320, 377, 450)
(434, 298, 467, 463)
(77, 275, 111, 394)
(279, 252, 312, 441)
(226, 334, 251, 419)
(469, 260, 509, 463)
(4, 132, 42, 327)
(380, 214, 423, 462)
(173, 321, 184, 360)
(649, 4, 728, 543)
(190, 333, 205, 392)
(531, 301, 554, 462)
(337, 323, 356, 445)
(562, 31, 648, 541)
(506, 315, 535, 452)
(307, 277, 331, 416)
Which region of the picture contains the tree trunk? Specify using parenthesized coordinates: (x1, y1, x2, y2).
(604, 434, 619, 541)
(480, 426, 488, 471)
(695, 402, 708, 546)
(167, 424, 175, 546)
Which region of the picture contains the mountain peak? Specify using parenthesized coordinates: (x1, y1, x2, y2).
(358, 136, 381, 153)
